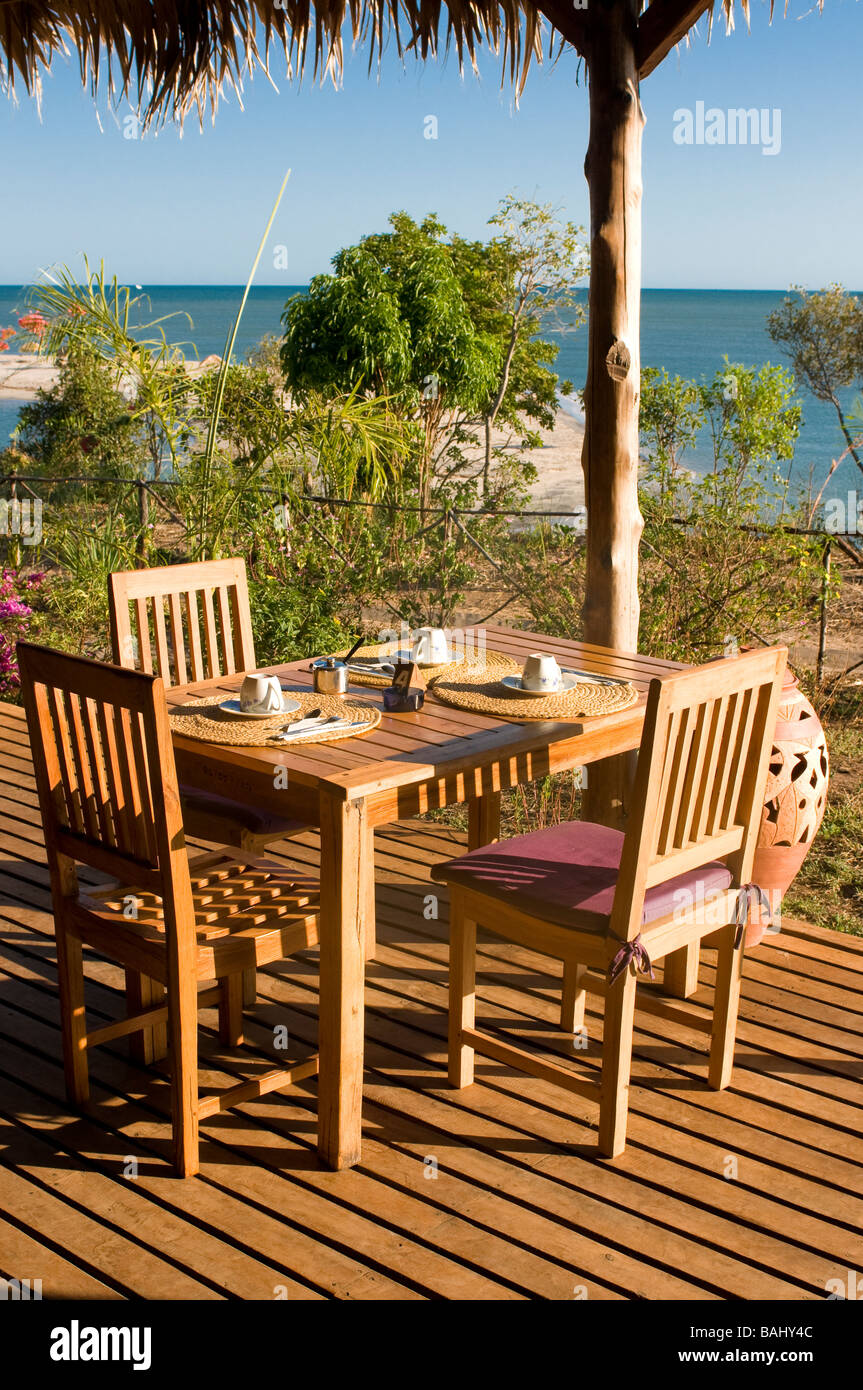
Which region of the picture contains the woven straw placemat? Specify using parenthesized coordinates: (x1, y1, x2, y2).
(428, 673, 639, 721)
(169, 690, 381, 748)
(336, 642, 519, 688)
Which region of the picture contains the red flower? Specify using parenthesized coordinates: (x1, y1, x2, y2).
(18, 312, 48, 336)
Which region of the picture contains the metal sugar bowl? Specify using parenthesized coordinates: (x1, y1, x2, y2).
(311, 656, 349, 697)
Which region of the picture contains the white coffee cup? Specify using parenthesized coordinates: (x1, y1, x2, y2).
(240, 672, 283, 713)
(522, 653, 562, 693)
(412, 627, 450, 665)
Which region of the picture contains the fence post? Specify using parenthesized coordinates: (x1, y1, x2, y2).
(8, 474, 20, 568)
(817, 539, 831, 685)
(136, 480, 149, 560)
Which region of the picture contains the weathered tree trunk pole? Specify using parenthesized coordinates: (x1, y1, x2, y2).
(581, 0, 645, 829)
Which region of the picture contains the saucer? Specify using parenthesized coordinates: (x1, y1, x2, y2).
(500, 673, 580, 698)
(218, 695, 301, 720)
(392, 647, 465, 668)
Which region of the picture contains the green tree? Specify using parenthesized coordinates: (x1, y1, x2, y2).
(281, 213, 497, 512)
(451, 196, 588, 492)
(767, 285, 863, 480)
(23, 258, 195, 480)
(14, 345, 147, 480)
(636, 362, 819, 661)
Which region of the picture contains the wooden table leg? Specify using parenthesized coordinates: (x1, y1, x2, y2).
(364, 820, 377, 961)
(317, 791, 369, 1171)
(468, 791, 501, 850)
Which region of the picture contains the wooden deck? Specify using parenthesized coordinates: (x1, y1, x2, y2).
(1, 697, 862, 1301)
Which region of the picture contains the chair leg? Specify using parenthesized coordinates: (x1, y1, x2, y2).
(242, 968, 257, 1008)
(56, 925, 89, 1106)
(219, 972, 245, 1047)
(709, 925, 745, 1090)
(560, 962, 588, 1035)
(126, 971, 168, 1063)
(166, 959, 200, 1178)
(449, 898, 477, 1089)
(664, 943, 700, 998)
(598, 968, 638, 1158)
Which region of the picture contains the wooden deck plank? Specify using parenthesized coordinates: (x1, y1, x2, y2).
(0, 1212, 124, 1300)
(0, 700, 861, 1301)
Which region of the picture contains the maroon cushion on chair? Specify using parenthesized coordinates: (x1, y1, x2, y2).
(430, 821, 732, 932)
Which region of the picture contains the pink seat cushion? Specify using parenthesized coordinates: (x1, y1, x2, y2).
(430, 821, 732, 933)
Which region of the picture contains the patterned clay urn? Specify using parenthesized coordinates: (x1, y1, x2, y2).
(749, 666, 829, 945)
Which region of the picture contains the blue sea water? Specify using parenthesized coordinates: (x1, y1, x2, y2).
(1, 285, 860, 508)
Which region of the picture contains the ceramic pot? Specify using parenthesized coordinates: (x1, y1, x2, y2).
(749, 667, 829, 945)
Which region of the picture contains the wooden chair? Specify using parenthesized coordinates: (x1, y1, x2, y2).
(18, 642, 321, 1178)
(431, 647, 787, 1158)
(108, 557, 307, 857)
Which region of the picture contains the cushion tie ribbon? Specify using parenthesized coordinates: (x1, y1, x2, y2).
(732, 883, 773, 949)
(608, 932, 655, 987)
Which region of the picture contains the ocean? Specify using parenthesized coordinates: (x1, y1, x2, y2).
(1, 285, 860, 508)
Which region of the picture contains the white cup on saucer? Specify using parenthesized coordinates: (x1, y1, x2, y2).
(240, 672, 283, 714)
(412, 627, 450, 665)
(522, 653, 562, 693)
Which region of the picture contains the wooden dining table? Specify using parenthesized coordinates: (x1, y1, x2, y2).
(168, 624, 685, 1170)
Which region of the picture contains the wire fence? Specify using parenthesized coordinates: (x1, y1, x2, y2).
(2, 470, 862, 681)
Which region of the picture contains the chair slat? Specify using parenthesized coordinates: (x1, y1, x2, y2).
(652, 706, 682, 859)
(167, 591, 188, 687)
(673, 700, 710, 850)
(47, 687, 84, 834)
(151, 597, 171, 683)
(657, 706, 693, 857)
(80, 696, 116, 847)
(134, 597, 152, 672)
(109, 560, 257, 689)
(95, 699, 135, 854)
(690, 694, 727, 844)
(721, 686, 759, 831)
(201, 588, 219, 679)
(128, 709, 158, 864)
(63, 691, 100, 842)
(216, 586, 236, 674)
(706, 691, 745, 836)
(185, 591, 204, 682)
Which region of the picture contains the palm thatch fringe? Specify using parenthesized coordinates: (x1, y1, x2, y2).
(0, 0, 818, 129)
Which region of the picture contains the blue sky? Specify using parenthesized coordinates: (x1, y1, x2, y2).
(0, 0, 860, 288)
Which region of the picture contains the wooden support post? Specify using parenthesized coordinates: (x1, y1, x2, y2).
(317, 790, 369, 1170)
(581, 0, 645, 832)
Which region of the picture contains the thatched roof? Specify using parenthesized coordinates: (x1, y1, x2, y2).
(0, 0, 797, 128)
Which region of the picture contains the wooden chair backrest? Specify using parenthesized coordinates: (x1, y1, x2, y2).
(18, 644, 195, 946)
(610, 647, 787, 942)
(108, 558, 256, 688)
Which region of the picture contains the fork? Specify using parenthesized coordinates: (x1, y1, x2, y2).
(269, 711, 345, 743)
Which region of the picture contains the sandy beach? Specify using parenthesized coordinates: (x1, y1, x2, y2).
(0, 354, 587, 514)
